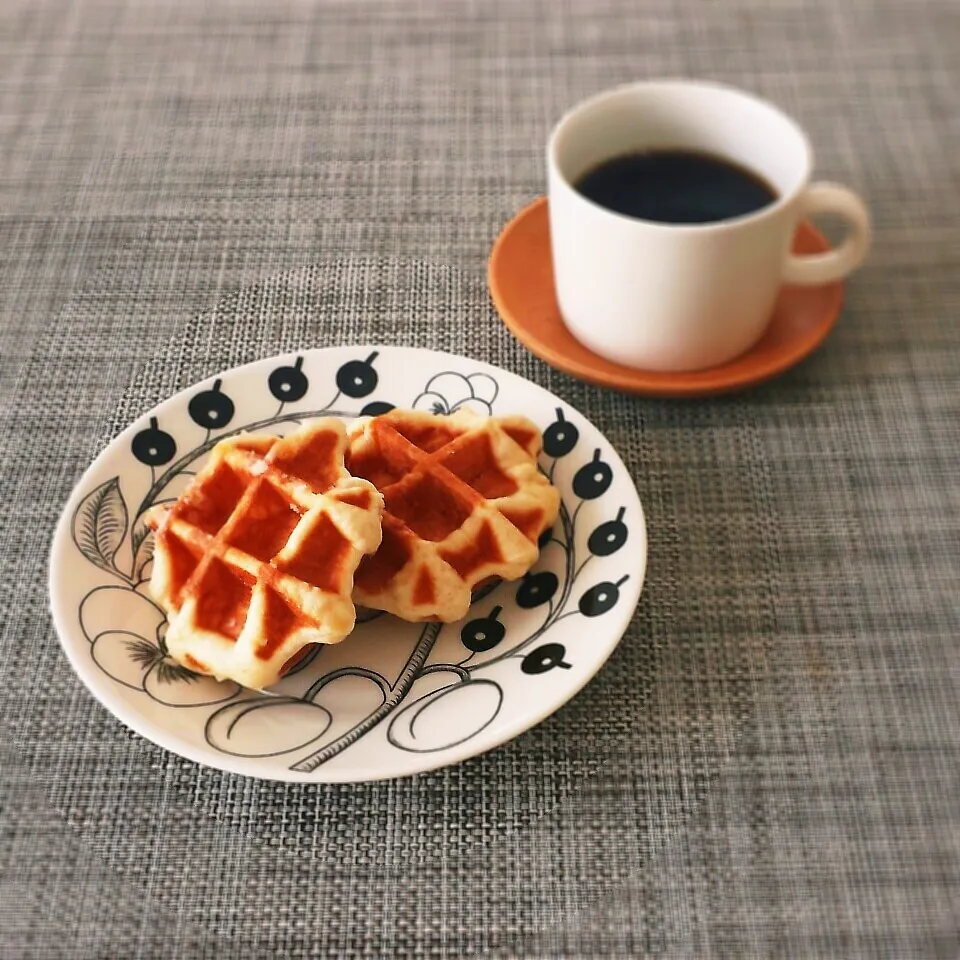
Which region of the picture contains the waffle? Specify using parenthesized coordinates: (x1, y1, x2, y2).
(146, 419, 383, 690)
(346, 409, 561, 622)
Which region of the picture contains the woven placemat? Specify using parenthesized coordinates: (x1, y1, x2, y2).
(3, 1, 959, 957)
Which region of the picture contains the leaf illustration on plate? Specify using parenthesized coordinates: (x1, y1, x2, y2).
(72, 477, 129, 577)
(205, 697, 334, 758)
(387, 678, 503, 753)
(130, 516, 155, 579)
(144, 660, 241, 707)
(80, 585, 166, 647)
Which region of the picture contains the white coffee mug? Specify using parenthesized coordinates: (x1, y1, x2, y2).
(547, 80, 871, 372)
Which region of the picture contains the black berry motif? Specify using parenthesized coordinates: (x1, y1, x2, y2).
(188, 379, 235, 429)
(521, 643, 572, 675)
(579, 575, 629, 617)
(573, 449, 613, 500)
(336, 351, 379, 398)
(131, 417, 176, 466)
(515, 570, 559, 609)
(268, 356, 308, 403)
(537, 526, 554, 550)
(587, 507, 628, 557)
(361, 401, 395, 416)
(542, 408, 579, 458)
(461, 606, 506, 653)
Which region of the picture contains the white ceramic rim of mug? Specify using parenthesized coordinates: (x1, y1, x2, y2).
(547, 78, 814, 233)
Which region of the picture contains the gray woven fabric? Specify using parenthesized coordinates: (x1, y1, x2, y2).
(2, 1, 959, 957)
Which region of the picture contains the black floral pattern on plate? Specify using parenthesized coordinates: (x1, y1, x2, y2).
(71, 352, 633, 772)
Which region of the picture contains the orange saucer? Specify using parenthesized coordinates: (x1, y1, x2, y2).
(488, 197, 845, 397)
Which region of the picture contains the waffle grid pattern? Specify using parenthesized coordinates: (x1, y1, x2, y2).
(151, 421, 382, 689)
(348, 410, 561, 621)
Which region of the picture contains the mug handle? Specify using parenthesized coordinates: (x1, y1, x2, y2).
(782, 182, 872, 286)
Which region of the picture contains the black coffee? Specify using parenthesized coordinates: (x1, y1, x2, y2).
(574, 149, 777, 224)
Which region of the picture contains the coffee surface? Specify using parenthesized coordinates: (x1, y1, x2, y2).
(574, 149, 778, 224)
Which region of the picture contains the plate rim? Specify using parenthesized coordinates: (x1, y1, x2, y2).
(48, 344, 647, 783)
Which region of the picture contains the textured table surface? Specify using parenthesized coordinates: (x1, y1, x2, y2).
(2, 1, 958, 957)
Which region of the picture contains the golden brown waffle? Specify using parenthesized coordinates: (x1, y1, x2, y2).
(146, 419, 383, 690)
(346, 409, 561, 622)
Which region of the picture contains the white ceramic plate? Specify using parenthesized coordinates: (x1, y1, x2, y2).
(49, 347, 646, 782)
